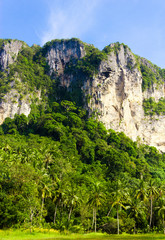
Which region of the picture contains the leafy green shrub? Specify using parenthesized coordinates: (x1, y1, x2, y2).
(140, 63, 163, 91)
(143, 97, 165, 116)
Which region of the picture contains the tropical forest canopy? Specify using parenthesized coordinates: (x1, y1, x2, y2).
(0, 100, 165, 234)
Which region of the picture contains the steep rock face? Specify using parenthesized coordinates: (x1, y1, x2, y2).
(0, 40, 25, 70)
(83, 45, 144, 141)
(83, 45, 165, 151)
(45, 40, 86, 75)
(46, 42, 165, 151)
(0, 40, 35, 123)
(0, 89, 31, 125)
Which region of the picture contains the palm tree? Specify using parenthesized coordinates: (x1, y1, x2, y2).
(147, 179, 158, 229)
(39, 173, 52, 223)
(52, 180, 64, 224)
(63, 181, 81, 225)
(110, 180, 127, 234)
(157, 196, 165, 234)
(135, 179, 148, 202)
(126, 197, 145, 234)
(88, 181, 105, 232)
(44, 152, 54, 169)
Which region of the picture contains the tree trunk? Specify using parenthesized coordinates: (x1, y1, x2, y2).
(107, 206, 113, 216)
(95, 208, 97, 233)
(30, 208, 34, 233)
(68, 206, 72, 222)
(117, 208, 119, 234)
(92, 208, 94, 229)
(134, 223, 136, 234)
(149, 195, 153, 228)
(40, 196, 44, 222)
(53, 203, 58, 224)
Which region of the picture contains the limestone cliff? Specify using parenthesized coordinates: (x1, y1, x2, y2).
(44, 39, 86, 75)
(0, 39, 26, 70)
(44, 40, 165, 151)
(0, 89, 31, 124)
(0, 39, 38, 123)
(1, 38, 165, 152)
(83, 45, 165, 152)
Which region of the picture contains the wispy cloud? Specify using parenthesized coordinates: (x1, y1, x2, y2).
(40, 0, 101, 45)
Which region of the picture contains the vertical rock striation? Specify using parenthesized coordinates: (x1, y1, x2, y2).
(0, 90, 31, 125)
(0, 39, 25, 70)
(83, 44, 144, 142)
(45, 39, 86, 75)
(0, 40, 32, 123)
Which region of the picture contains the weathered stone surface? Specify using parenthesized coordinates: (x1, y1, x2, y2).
(45, 39, 86, 75)
(82, 45, 165, 151)
(0, 89, 31, 125)
(83, 45, 144, 142)
(0, 40, 24, 70)
(0, 40, 41, 125)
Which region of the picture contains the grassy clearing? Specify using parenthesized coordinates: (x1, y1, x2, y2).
(0, 230, 165, 240)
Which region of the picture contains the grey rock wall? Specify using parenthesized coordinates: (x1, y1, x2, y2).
(45, 40, 86, 75)
(0, 89, 31, 125)
(0, 40, 25, 70)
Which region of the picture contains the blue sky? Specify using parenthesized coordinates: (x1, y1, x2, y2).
(1, 0, 165, 68)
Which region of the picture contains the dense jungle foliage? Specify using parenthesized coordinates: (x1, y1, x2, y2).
(1, 100, 165, 234)
(1, 39, 165, 234)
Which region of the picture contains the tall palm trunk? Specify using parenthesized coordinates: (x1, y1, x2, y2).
(94, 208, 97, 233)
(30, 208, 34, 233)
(91, 208, 97, 232)
(53, 203, 58, 224)
(92, 208, 94, 229)
(134, 223, 136, 234)
(40, 196, 44, 222)
(68, 206, 72, 222)
(107, 205, 113, 216)
(117, 207, 119, 234)
(149, 195, 153, 228)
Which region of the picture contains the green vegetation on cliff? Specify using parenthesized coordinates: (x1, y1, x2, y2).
(140, 64, 158, 91)
(139, 61, 164, 92)
(9, 46, 52, 93)
(65, 44, 106, 78)
(0, 42, 55, 102)
(103, 42, 130, 55)
(143, 97, 165, 116)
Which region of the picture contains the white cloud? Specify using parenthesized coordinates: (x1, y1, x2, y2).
(40, 0, 101, 45)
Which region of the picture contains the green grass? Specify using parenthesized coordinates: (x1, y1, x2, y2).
(0, 230, 165, 240)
